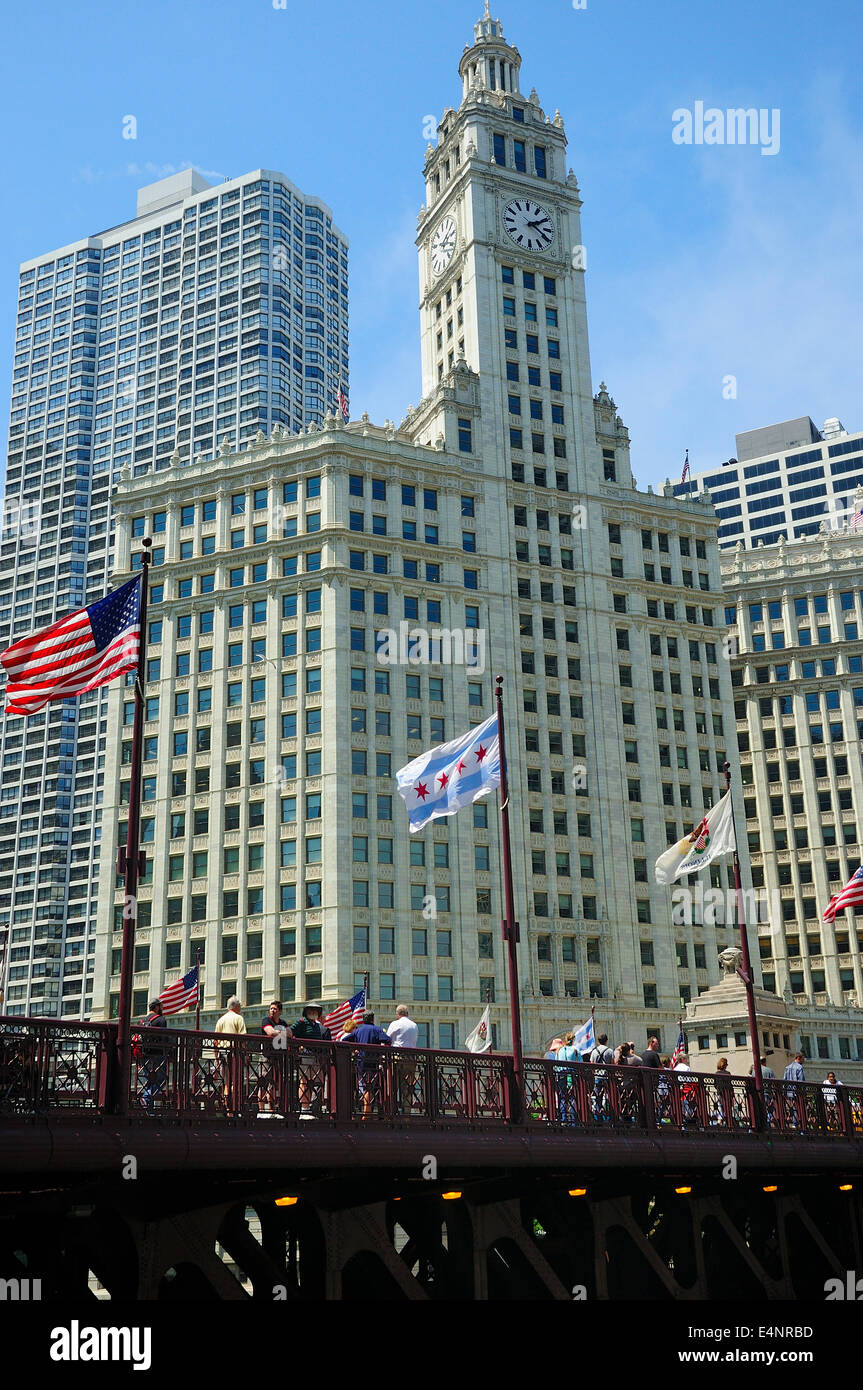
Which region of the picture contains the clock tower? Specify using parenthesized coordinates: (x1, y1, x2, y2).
(415, 3, 606, 495)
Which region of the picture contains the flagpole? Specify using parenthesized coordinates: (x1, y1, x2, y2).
(723, 761, 764, 1105)
(0, 926, 8, 1012)
(494, 676, 524, 1113)
(113, 539, 152, 1115)
(486, 982, 492, 1055)
(194, 946, 202, 1032)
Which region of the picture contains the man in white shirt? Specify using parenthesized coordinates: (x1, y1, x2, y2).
(387, 1004, 419, 1049)
(214, 996, 246, 1115)
(387, 1006, 419, 1114)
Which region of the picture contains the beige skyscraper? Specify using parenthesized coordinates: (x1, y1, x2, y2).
(94, 8, 753, 1058)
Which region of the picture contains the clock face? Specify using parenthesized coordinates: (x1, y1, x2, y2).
(431, 216, 457, 275)
(503, 199, 555, 252)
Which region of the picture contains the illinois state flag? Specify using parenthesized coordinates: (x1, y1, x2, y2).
(396, 710, 501, 833)
(654, 790, 735, 885)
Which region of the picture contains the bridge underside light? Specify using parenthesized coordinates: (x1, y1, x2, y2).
(568, 1188, 587, 1197)
(441, 1191, 462, 1200)
(762, 1185, 778, 1193)
(675, 1186, 692, 1195)
(275, 1196, 298, 1206)
(839, 1183, 854, 1192)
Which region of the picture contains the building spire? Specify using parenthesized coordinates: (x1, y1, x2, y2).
(460, 5, 521, 101)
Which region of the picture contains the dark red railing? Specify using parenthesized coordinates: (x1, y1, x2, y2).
(1, 1016, 861, 1139)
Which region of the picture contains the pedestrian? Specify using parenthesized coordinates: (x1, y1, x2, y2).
(713, 1057, 732, 1126)
(258, 1000, 291, 1117)
(613, 1042, 642, 1123)
(387, 1005, 419, 1114)
(589, 1033, 613, 1122)
(139, 998, 167, 1115)
(782, 1051, 806, 1130)
(291, 1002, 332, 1118)
(822, 1071, 843, 1120)
(214, 996, 246, 1116)
(656, 1058, 673, 1123)
(640, 1036, 662, 1069)
(749, 1056, 775, 1079)
(671, 1053, 699, 1124)
(352, 1010, 392, 1118)
(544, 1037, 564, 1061)
(589, 1033, 613, 1066)
(783, 1052, 806, 1082)
(555, 1030, 580, 1125)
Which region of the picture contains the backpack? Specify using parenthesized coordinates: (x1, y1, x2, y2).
(132, 1012, 160, 1060)
(590, 1045, 612, 1065)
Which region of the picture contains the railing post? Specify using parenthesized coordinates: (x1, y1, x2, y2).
(641, 1071, 656, 1131)
(427, 1050, 441, 1125)
(506, 1053, 522, 1124)
(331, 1040, 352, 1122)
(464, 1056, 478, 1122)
(838, 1084, 854, 1139)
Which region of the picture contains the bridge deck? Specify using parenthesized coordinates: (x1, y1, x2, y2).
(2, 1017, 862, 1176)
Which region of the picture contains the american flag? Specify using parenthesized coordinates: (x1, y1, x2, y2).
(850, 505, 863, 530)
(822, 864, 863, 922)
(1, 576, 142, 716)
(336, 382, 349, 422)
(158, 964, 200, 1016)
(670, 1027, 686, 1067)
(681, 449, 690, 483)
(322, 988, 365, 1038)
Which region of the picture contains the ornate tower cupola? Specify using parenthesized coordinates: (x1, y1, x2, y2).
(458, 2, 522, 102)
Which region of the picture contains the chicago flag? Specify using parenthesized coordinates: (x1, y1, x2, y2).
(396, 711, 501, 833)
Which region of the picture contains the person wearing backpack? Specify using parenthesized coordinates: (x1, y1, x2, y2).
(589, 1033, 613, 1066)
(589, 1033, 613, 1121)
(139, 998, 167, 1114)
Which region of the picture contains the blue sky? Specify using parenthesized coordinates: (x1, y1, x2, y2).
(1, 0, 860, 486)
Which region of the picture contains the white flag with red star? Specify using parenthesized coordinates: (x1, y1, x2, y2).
(396, 711, 501, 833)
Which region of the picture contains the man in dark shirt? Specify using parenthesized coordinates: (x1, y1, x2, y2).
(641, 1036, 663, 1069)
(259, 1001, 292, 1116)
(139, 998, 168, 1115)
(291, 1003, 332, 1117)
(352, 1011, 392, 1118)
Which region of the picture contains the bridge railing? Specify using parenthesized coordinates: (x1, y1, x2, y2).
(131, 1030, 512, 1124)
(2, 1016, 862, 1139)
(0, 1016, 113, 1113)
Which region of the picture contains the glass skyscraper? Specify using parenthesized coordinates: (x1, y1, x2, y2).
(0, 167, 348, 1018)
